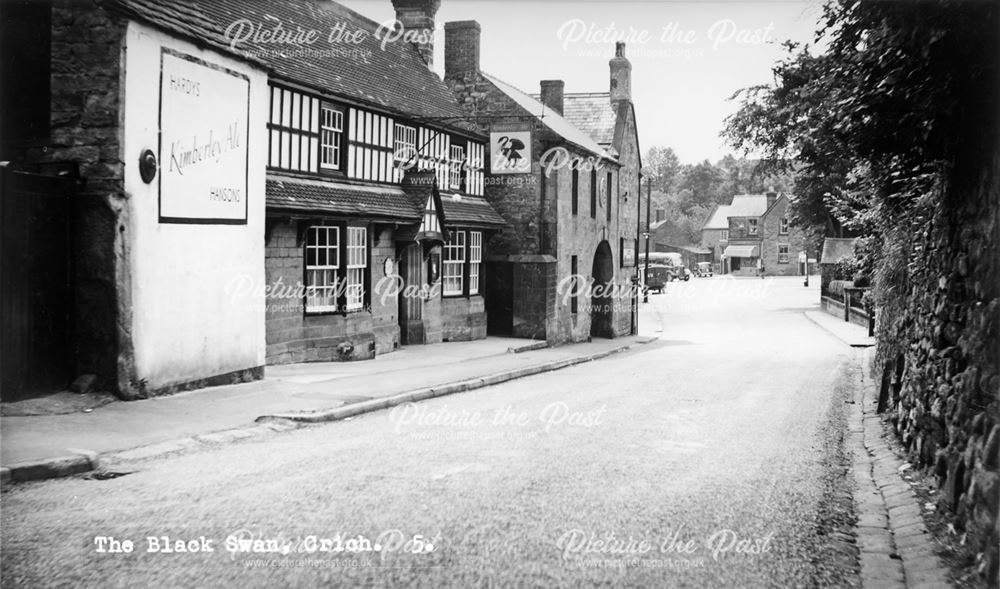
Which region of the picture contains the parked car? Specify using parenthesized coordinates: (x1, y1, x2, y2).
(638, 252, 690, 283)
(642, 264, 672, 294)
(696, 262, 714, 277)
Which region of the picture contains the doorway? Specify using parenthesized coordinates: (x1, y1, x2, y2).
(590, 241, 614, 339)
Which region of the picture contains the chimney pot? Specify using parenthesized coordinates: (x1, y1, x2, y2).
(539, 80, 565, 115)
(444, 20, 481, 79)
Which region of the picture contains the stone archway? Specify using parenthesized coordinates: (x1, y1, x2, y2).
(590, 240, 614, 338)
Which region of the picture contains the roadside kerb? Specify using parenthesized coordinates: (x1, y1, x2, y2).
(849, 347, 951, 589)
(258, 338, 654, 425)
(1, 337, 653, 484)
(2, 452, 97, 483)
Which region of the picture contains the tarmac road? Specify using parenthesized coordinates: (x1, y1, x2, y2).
(0, 276, 861, 588)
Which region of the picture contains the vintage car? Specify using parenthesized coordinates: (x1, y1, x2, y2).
(696, 262, 714, 277)
(638, 252, 690, 287)
(642, 264, 672, 294)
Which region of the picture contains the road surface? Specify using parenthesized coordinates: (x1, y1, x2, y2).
(1, 276, 861, 588)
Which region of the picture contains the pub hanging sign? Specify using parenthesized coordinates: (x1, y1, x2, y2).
(489, 130, 531, 174)
(158, 49, 250, 224)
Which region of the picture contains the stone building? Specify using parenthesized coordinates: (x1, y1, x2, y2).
(444, 23, 642, 343)
(0, 0, 505, 398)
(703, 192, 808, 276)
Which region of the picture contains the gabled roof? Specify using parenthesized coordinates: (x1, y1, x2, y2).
(107, 0, 472, 132)
(727, 194, 770, 217)
(555, 93, 617, 146)
(820, 237, 859, 264)
(484, 74, 616, 162)
(703, 204, 732, 230)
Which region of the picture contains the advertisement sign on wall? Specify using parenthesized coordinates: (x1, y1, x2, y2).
(159, 49, 250, 224)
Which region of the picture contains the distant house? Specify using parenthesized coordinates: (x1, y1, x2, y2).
(701, 203, 732, 271)
(701, 191, 809, 276)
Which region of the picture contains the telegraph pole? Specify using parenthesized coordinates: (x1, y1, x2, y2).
(643, 173, 651, 303)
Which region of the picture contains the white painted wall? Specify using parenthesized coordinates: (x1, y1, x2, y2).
(122, 22, 267, 389)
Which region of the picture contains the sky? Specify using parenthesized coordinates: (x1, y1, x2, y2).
(340, 0, 826, 165)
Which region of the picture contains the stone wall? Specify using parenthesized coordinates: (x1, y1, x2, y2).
(264, 222, 402, 364)
(441, 296, 487, 341)
(447, 71, 639, 344)
(44, 1, 128, 391)
(875, 150, 1000, 581)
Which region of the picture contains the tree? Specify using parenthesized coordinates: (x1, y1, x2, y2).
(643, 146, 681, 193)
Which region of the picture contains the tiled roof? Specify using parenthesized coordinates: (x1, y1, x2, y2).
(266, 174, 420, 221)
(727, 194, 770, 217)
(484, 74, 616, 161)
(703, 205, 732, 230)
(820, 237, 859, 264)
(439, 193, 507, 227)
(561, 93, 616, 146)
(107, 0, 472, 130)
(105, 0, 247, 63)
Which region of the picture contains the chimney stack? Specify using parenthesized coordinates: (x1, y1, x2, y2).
(391, 0, 440, 70)
(765, 187, 777, 209)
(539, 80, 565, 115)
(609, 41, 631, 105)
(444, 20, 481, 79)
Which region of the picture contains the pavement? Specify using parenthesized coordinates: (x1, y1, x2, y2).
(1, 306, 661, 483)
(848, 348, 952, 589)
(805, 308, 877, 347)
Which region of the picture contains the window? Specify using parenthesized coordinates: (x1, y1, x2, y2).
(721, 230, 729, 242)
(469, 231, 482, 294)
(394, 123, 417, 164)
(780, 217, 789, 235)
(345, 227, 367, 310)
(305, 225, 367, 313)
(590, 168, 597, 218)
(606, 171, 613, 222)
(571, 169, 579, 215)
(443, 230, 466, 296)
(305, 226, 340, 313)
(748, 218, 759, 235)
(570, 256, 579, 314)
(449, 144, 465, 190)
(320, 105, 344, 170)
(778, 244, 790, 264)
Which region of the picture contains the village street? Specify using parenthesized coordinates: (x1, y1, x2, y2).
(0, 277, 862, 588)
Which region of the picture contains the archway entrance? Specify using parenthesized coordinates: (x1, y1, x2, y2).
(590, 241, 614, 339)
